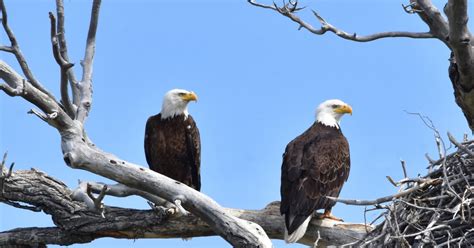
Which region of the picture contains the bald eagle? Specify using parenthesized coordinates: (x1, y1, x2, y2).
(281, 99, 352, 243)
(144, 89, 201, 191)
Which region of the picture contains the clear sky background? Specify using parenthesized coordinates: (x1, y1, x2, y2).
(1, 0, 472, 247)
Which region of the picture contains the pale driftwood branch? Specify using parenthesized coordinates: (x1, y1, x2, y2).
(86, 183, 107, 217)
(448, 132, 474, 158)
(49, 12, 75, 118)
(49, 13, 74, 70)
(0, 82, 23, 97)
(84, 181, 170, 207)
(0, 63, 272, 248)
(0, 2, 273, 245)
(0, 0, 57, 100)
(0, 61, 72, 129)
(76, 0, 101, 123)
(55, 0, 80, 109)
(247, 0, 435, 42)
(70, 181, 106, 217)
(413, 0, 449, 44)
(0, 169, 370, 247)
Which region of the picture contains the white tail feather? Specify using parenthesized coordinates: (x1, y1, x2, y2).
(284, 215, 311, 243)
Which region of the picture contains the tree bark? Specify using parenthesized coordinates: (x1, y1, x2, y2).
(0, 169, 371, 247)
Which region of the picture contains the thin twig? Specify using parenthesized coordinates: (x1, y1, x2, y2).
(400, 159, 408, 179)
(328, 179, 442, 206)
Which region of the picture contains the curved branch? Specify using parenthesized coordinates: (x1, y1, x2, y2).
(248, 0, 435, 42)
(0, 61, 74, 128)
(413, 0, 449, 44)
(0, 61, 271, 247)
(0, 0, 57, 100)
(0, 169, 370, 247)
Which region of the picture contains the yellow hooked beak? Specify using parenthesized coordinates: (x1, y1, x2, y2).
(181, 91, 198, 102)
(334, 104, 353, 115)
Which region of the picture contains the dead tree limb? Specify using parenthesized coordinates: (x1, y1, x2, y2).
(0, 0, 272, 246)
(0, 169, 370, 247)
(249, 0, 474, 132)
(248, 0, 436, 42)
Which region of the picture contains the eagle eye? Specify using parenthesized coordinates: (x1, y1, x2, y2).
(177, 92, 186, 96)
(331, 104, 339, 109)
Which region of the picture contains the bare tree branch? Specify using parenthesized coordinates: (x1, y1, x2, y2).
(248, 0, 435, 42)
(76, 0, 101, 123)
(0, 0, 57, 100)
(328, 178, 442, 206)
(444, 0, 473, 90)
(248, 0, 474, 133)
(55, 0, 80, 109)
(49, 12, 75, 118)
(413, 0, 450, 45)
(447, 132, 474, 158)
(0, 82, 23, 97)
(0, 61, 72, 128)
(0, 45, 13, 52)
(0, 169, 370, 247)
(0, 2, 273, 243)
(0, 227, 95, 247)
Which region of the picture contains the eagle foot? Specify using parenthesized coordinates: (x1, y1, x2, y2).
(316, 210, 344, 222)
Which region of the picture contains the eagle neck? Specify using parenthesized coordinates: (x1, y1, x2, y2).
(316, 112, 340, 129)
(160, 104, 189, 120)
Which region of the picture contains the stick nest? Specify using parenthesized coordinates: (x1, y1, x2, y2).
(356, 139, 474, 247)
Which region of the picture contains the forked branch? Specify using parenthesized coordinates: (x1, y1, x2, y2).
(49, 12, 75, 117)
(0, 0, 57, 100)
(55, 0, 80, 108)
(0, 1, 274, 246)
(248, 0, 435, 42)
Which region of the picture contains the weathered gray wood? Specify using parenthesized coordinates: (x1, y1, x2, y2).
(0, 58, 272, 247)
(0, 169, 371, 247)
(0, 0, 272, 246)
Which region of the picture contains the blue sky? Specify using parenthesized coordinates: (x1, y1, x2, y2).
(1, 0, 472, 247)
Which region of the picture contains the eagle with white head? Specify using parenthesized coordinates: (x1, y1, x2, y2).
(280, 99, 352, 243)
(144, 89, 201, 191)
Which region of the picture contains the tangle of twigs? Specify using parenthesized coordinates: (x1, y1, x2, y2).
(350, 134, 474, 247)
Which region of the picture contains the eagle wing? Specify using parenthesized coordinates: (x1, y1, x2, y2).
(185, 115, 201, 191)
(144, 115, 165, 173)
(281, 128, 350, 234)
